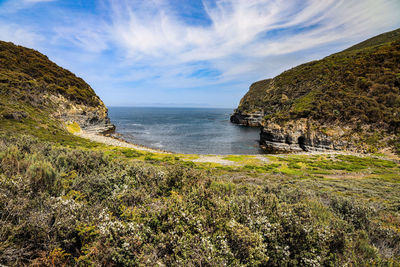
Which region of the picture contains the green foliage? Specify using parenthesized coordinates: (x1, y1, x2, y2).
(1, 30, 400, 265)
(26, 159, 58, 193)
(226, 220, 268, 265)
(121, 148, 144, 158)
(390, 134, 400, 155)
(0, 41, 110, 153)
(1, 135, 399, 266)
(344, 28, 400, 52)
(276, 154, 398, 174)
(243, 163, 281, 172)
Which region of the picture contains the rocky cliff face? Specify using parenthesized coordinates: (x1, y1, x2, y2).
(230, 109, 264, 127)
(49, 94, 115, 134)
(230, 79, 271, 127)
(259, 119, 352, 152)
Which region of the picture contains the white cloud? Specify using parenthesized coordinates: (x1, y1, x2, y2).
(54, 23, 110, 53)
(108, 0, 400, 71)
(93, 0, 398, 91)
(31, 0, 400, 84)
(0, 24, 42, 47)
(1, 0, 399, 105)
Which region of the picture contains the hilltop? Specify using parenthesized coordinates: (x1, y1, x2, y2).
(231, 28, 400, 154)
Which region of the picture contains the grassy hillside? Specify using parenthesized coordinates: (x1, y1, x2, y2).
(0, 41, 100, 106)
(0, 41, 400, 266)
(344, 28, 400, 52)
(236, 28, 400, 152)
(0, 41, 112, 144)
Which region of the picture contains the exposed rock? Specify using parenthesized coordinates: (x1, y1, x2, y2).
(49, 94, 115, 134)
(230, 109, 264, 127)
(260, 119, 352, 152)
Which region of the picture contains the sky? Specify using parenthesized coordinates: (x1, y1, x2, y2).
(1, 0, 400, 108)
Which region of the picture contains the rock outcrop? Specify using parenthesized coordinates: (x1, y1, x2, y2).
(259, 119, 351, 152)
(230, 109, 264, 127)
(49, 94, 115, 134)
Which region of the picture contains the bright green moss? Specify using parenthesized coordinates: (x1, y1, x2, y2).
(66, 122, 81, 133)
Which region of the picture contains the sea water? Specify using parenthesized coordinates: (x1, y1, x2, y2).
(108, 107, 265, 155)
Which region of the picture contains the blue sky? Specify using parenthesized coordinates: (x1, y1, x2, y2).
(1, 0, 400, 108)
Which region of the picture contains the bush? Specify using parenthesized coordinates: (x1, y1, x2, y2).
(0, 135, 399, 266)
(27, 160, 57, 193)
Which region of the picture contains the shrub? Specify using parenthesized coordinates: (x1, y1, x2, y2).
(0, 135, 399, 266)
(227, 220, 268, 265)
(26, 160, 58, 193)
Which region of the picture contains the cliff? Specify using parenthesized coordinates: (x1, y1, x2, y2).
(230, 79, 272, 127)
(0, 41, 115, 136)
(230, 109, 264, 127)
(232, 28, 400, 153)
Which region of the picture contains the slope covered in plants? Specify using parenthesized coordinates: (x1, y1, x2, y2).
(0, 41, 114, 140)
(0, 41, 100, 106)
(233, 28, 400, 153)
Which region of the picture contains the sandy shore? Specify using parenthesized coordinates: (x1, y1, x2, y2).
(76, 131, 170, 154)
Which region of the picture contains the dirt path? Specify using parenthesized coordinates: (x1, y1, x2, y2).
(191, 155, 235, 165)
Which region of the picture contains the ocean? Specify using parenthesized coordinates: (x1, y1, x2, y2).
(108, 107, 265, 155)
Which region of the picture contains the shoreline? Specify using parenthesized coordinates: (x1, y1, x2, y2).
(75, 130, 400, 163)
(76, 130, 171, 154)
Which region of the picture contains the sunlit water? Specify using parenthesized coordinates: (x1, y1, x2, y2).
(108, 107, 265, 155)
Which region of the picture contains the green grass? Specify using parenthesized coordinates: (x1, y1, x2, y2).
(290, 89, 319, 116)
(344, 28, 400, 52)
(223, 155, 262, 165)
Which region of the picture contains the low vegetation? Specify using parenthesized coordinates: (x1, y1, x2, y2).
(1, 135, 399, 266)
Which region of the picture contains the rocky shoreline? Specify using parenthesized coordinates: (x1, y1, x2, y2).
(230, 109, 264, 127)
(46, 93, 116, 135)
(259, 119, 352, 153)
(231, 111, 356, 153)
